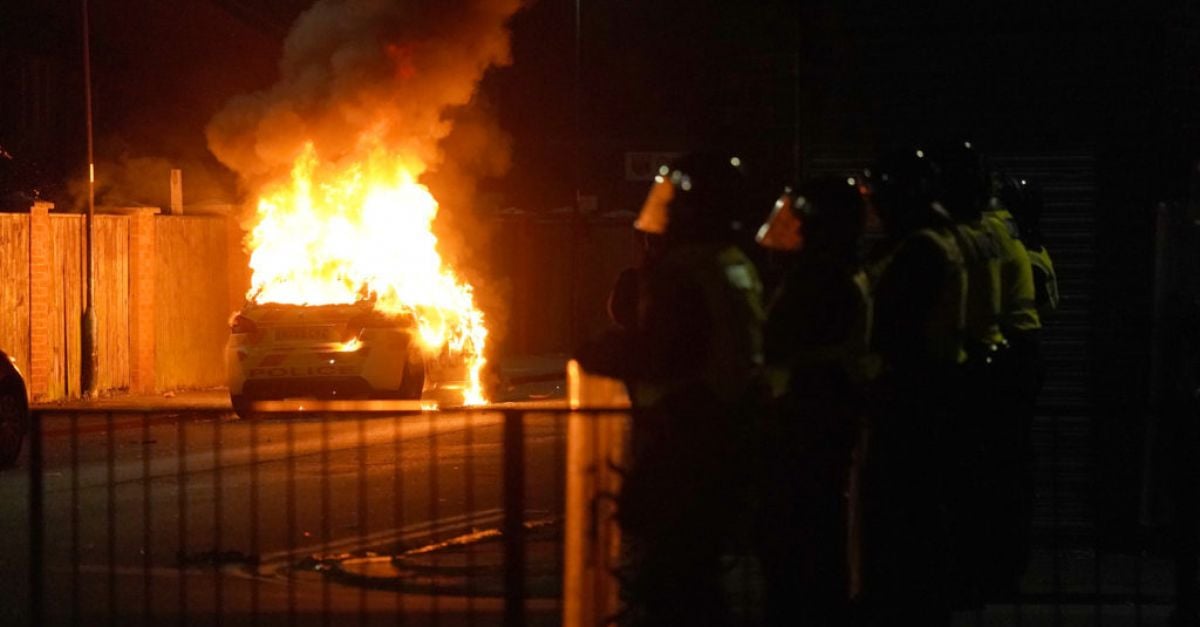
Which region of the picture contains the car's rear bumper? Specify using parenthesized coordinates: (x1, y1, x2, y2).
(239, 376, 397, 400)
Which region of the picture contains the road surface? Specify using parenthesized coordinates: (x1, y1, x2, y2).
(0, 407, 570, 626)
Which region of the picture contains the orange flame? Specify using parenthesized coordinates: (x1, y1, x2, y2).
(247, 143, 488, 405)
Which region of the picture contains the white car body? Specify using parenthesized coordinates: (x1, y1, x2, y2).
(225, 302, 468, 416)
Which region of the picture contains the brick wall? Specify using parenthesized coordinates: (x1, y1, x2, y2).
(27, 202, 52, 399)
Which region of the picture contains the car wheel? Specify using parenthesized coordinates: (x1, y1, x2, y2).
(398, 356, 425, 400)
(230, 394, 258, 420)
(0, 388, 27, 468)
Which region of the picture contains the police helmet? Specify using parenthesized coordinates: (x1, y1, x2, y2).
(865, 146, 942, 237)
(756, 176, 865, 252)
(635, 152, 748, 240)
(993, 173, 1044, 247)
(927, 140, 990, 222)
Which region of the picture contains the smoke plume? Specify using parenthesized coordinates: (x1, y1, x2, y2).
(206, 0, 521, 191)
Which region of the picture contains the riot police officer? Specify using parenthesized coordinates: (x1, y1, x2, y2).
(575, 152, 765, 627)
(926, 141, 1016, 608)
(859, 147, 967, 626)
(985, 173, 1048, 596)
(755, 176, 872, 626)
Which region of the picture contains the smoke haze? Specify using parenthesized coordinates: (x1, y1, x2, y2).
(206, 0, 522, 190)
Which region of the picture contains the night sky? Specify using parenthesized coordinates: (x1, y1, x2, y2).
(4, 2, 1196, 211)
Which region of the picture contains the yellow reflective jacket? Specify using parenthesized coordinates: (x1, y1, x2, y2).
(983, 208, 1041, 334)
(871, 227, 967, 369)
(950, 220, 1006, 347)
(1026, 245, 1059, 316)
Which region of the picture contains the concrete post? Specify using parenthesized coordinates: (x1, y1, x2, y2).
(563, 360, 629, 627)
(170, 169, 183, 215)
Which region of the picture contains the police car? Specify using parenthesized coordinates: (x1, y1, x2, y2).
(225, 302, 468, 418)
(0, 349, 29, 468)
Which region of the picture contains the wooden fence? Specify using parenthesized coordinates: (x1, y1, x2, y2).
(0, 208, 234, 401)
(0, 205, 638, 400)
(154, 216, 232, 390)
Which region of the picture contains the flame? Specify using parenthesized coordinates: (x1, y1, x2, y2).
(247, 142, 488, 405)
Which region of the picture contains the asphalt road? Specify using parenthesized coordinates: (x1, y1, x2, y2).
(0, 407, 570, 627)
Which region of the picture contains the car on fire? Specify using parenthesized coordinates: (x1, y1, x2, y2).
(225, 302, 471, 418)
(0, 349, 30, 468)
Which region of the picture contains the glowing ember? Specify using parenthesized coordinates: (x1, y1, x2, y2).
(247, 142, 488, 405)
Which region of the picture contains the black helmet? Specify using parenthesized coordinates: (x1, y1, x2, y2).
(866, 146, 943, 238)
(993, 173, 1044, 247)
(927, 140, 990, 222)
(757, 176, 865, 253)
(635, 152, 748, 241)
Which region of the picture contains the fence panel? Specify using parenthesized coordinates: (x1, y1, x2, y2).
(94, 215, 130, 392)
(154, 216, 230, 390)
(0, 214, 30, 376)
(48, 215, 83, 399)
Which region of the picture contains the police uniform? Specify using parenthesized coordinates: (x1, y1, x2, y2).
(981, 206, 1045, 596)
(575, 153, 764, 627)
(863, 222, 967, 625)
(756, 177, 873, 626)
(1026, 244, 1060, 316)
(614, 239, 763, 627)
(985, 207, 1041, 335)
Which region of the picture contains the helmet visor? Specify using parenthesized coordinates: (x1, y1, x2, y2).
(755, 192, 804, 251)
(635, 178, 674, 234)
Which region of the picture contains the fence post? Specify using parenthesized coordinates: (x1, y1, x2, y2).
(564, 361, 629, 627)
(503, 409, 526, 627)
(169, 169, 183, 216)
(128, 208, 157, 393)
(27, 202, 52, 401)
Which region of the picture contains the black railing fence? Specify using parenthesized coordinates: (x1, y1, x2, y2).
(8, 390, 1186, 627)
(16, 402, 584, 627)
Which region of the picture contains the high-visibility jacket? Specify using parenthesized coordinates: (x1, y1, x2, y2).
(950, 220, 1006, 348)
(1026, 245, 1059, 316)
(764, 249, 876, 396)
(871, 226, 967, 369)
(983, 208, 1041, 334)
(634, 241, 765, 408)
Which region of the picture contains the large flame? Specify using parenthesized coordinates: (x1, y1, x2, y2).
(247, 142, 488, 405)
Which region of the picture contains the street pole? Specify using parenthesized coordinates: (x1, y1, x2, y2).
(567, 0, 582, 348)
(81, 0, 98, 397)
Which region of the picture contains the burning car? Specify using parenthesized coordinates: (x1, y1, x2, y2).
(226, 301, 475, 418)
(224, 144, 489, 416)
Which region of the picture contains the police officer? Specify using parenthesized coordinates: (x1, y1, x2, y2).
(575, 152, 765, 627)
(985, 173, 1048, 595)
(925, 141, 1013, 608)
(859, 147, 967, 627)
(755, 176, 872, 626)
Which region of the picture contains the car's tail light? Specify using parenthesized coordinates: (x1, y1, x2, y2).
(230, 314, 258, 335)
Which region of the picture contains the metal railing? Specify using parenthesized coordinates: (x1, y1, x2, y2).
(12, 389, 1186, 626)
(17, 398, 627, 627)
